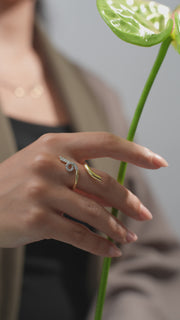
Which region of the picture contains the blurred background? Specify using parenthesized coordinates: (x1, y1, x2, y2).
(42, 0, 180, 236)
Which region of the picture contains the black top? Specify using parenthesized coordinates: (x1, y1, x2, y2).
(9, 117, 91, 320)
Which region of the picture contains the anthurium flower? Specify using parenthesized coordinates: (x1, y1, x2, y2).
(94, 2, 180, 320)
(97, 0, 180, 53)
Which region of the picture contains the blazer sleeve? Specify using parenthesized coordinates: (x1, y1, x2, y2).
(83, 71, 180, 320)
(100, 167, 180, 320)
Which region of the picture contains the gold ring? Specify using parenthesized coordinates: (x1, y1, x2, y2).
(59, 156, 79, 190)
(84, 163, 102, 182)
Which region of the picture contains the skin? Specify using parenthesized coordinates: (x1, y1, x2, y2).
(0, 0, 168, 257)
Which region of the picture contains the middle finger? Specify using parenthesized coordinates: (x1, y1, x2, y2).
(58, 158, 152, 221)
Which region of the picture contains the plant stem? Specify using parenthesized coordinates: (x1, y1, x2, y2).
(94, 36, 172, 320)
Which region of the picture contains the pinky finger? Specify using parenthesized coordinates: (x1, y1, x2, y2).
(46, 211, 122, 257)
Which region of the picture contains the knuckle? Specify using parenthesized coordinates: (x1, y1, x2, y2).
(72, 226, 87, 245)
(90, 236, 109, 256)
(24, 206, 46, 229)
(81, 199, 100, 219)
(101, 173, 114, 191)
(39, 133, 69, 150)
(123, 189, 141, 213)
(122, 188, 133, 208)
(133, 145, 150, 164)
(134, 197, 142, 212)
(143, 147, 152, 164)
(143, 147, 151, 158)
(90, 237, 102, 254)
(25, 178, 47, 200)
(101, 132, 117, 146)
(31, 152, 53, 173)
(134, 150, 144, 163)
(103, 213, 124, 240)
(39, 133, 57, 147)
(109, 218, 126, 240)
(107, 216, 118, 231)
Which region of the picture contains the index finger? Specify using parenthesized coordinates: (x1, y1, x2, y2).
(64, 132, 168, 169)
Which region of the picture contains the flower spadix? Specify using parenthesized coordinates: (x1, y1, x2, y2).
(96, 0, 180, 49)
(172, 6, 180, 53)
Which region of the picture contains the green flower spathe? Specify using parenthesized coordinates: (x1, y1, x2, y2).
(97, 0, 180, 52)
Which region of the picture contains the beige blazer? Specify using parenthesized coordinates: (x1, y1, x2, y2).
(0, 25, 180, 320)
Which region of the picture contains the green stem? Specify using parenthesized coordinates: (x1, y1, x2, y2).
(94, 36, 172, 320)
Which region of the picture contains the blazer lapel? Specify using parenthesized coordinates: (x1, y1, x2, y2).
(35, 25, 109, 134)
(0, 108, 17, 161)
(0, 108, 25, 320)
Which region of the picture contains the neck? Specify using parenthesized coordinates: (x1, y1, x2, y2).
(0, 1, 35, 59)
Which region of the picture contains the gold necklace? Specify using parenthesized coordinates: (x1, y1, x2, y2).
(0, 80, 44, 99)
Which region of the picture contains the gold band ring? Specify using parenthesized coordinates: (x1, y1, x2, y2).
(59, 156, 79, 190)
(84, 163, 102, 182)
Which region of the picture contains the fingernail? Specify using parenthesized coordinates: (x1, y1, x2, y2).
(140, 204, 153, 220)
(126, 231, 138, 243)
(108, 246, 122, 257)
(153, 154, 168, 168)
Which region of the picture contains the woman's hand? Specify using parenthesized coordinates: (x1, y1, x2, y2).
(0, 132, 167, 256)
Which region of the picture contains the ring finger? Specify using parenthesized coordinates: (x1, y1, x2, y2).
(45, 186, 137, 245)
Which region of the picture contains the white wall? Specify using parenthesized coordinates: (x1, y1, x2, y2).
(43, 0, 180, 236)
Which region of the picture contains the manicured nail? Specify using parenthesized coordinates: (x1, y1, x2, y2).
(108, 245, 122, 257)
(126, 231, 138, 243)
(153, 154, 168, 168)
(140, 204, 153, 220)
